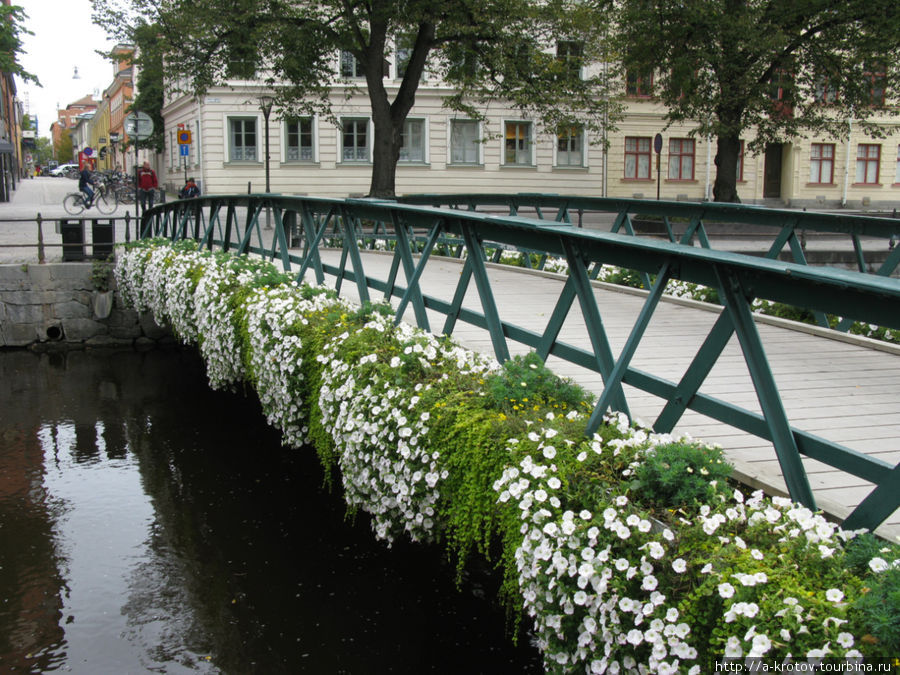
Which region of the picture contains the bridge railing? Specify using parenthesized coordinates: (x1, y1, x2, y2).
(140, 194, 900, 533)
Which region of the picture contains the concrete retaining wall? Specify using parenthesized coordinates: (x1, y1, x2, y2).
(0, 263, 173, 349)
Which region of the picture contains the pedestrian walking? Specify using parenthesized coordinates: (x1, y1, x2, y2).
(137, 161, 158, 212)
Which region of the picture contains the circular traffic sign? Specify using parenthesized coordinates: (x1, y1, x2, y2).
(124, 111, 154, 141)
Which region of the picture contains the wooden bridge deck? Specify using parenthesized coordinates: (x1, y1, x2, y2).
(309, 249, 900, 542)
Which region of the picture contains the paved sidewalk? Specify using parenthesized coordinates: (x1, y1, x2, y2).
(0, 177, 142, 263)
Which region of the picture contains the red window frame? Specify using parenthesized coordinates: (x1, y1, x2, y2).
(624, 136, 652, 179)
(626, 71, 654, 98)
(667, 138, 695, 181)
(855, 144, 881, 184)
(809, 143, 835, 184)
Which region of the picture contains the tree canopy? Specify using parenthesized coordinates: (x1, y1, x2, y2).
(1, 4, 39, 85)
(615, 0, 900, 201)
(92, 0, 619, 197)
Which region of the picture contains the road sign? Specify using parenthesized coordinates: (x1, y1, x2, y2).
(177, 130, 192, 144)
(124, 112, 154, 140)
(179, 144, 190, 157)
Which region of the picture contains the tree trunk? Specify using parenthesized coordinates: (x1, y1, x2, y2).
(369, 106, 400, 198)
(712, 133, 743, 203)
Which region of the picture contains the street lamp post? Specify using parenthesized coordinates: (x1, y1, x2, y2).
(258, 95, 274, 193)
(258, 95, 274, 229)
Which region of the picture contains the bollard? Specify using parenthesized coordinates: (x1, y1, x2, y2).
(37, 213, 45, 263)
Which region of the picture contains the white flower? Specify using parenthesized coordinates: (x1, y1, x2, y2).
(641, 575, 658, 591)
(718, 582, 735, 599)
(626, 629, 643, 646)
(672, 558, 687, 574)
(724, 636, 742, 657)
(825, 588, 844, 603)
(836, 632, 854, 649)
(749, 633, 772, 656)
(869, 557, 889, 573)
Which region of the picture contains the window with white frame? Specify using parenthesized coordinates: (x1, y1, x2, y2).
(667, 138, 695, 180)
(450, 120, 480, 165)
(856, 144, 880, 184)
(286, 118, 314, 161)
(341, 118, 370, 162)
(340, 50, 364, 78)
(895, 145, 900, 183)
(556, 41, 583, 80)
(809, 143, 835, 184)
(399, 119, 425, 162)
(556, 126, 584, 167)
(395, 35, 414, 80)
(229, 117, 257, 161)
(504, 121, 533, 166)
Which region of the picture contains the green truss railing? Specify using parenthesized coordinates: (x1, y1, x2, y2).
(141, 194, 900, 533)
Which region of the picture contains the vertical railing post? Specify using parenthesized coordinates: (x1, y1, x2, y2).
(36, 213, 45, 263)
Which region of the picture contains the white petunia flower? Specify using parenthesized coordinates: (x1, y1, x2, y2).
(718, 582, 735, 599)
(825, 588, 844, 603)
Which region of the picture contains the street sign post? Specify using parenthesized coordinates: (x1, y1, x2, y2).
(654, 133, 663, 200)
(124, 112, 154, 141)
(125, 111, 155, 219)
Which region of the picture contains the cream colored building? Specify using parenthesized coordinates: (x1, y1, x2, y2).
(159, 54, 900, 210)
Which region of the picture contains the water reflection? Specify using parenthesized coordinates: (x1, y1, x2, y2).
(0, 349, 541, 673)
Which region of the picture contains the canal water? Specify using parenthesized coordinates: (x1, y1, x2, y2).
(0, 347, 542, 674)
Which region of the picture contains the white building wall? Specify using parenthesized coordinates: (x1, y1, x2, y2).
(160, 74, 900, 210)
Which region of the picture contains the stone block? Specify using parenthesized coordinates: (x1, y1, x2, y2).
(0, 322, 42, 347)
(6, 303, 45, 323)
(139, 312, 170, 340)
(61, 317, 108, 341)
(54, 300, 91, 320)
(0, 265, 30, 291)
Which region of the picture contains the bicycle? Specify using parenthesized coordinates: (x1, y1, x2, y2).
(63, 181, 117, 215)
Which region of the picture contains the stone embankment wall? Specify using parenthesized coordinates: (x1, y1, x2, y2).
(0, 263, 172, 349)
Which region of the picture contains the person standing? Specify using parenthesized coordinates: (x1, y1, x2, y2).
(137, 161, 158, 212)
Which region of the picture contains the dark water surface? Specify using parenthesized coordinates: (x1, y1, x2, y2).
(0, 348, 542, 674)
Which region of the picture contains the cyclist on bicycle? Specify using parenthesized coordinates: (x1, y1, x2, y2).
(78, 166, 95, 208)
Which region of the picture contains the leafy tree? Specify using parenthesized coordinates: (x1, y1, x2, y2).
(0, 4, 39, 85)
(615, 0, 900, 202)
(34, 136, 53, 166)
(92, 0, 618, 198)
(54, 131, 74, 163)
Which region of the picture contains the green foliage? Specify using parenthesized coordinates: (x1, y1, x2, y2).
(90, 261, 113, 292)
(852, 567, 900, 654)
(0, 4, 39, 84)
(483, 351, 594, 416)
(631, 442, 733, 509)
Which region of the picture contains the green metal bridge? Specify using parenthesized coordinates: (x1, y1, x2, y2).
(140, 194, 900, 537)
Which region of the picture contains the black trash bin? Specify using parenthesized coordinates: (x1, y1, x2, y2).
(92, 220, 114, 259)
(60, 220, 85, 261)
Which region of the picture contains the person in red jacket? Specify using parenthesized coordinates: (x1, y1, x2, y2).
(137, 161, 158, 212)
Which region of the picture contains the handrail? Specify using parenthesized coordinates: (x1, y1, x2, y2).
(140, 194, 900, 533)
(0, 213, 137, 263)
